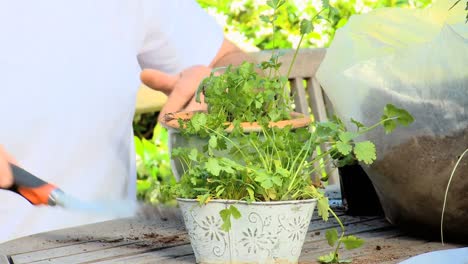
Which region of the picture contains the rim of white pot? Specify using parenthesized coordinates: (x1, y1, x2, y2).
(176, 198, 317, 205)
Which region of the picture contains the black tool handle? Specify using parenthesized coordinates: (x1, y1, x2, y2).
(9, 164, 48, 188)
(3, 163, 57, 205)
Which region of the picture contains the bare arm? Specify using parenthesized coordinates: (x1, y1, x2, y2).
(209, 39, 252, 68)
(140, 38, 252, 120)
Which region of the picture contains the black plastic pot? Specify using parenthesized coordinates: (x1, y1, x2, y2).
(338, 163, 384, 216)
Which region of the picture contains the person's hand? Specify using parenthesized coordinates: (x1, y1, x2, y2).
(0, 146, 16, 188)
(140, 65, 212, 121)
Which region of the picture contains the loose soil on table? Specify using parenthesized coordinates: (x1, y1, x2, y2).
(368, 129, 468, 242)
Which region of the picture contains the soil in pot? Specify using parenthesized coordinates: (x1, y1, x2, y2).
(366, 128, 468, 242)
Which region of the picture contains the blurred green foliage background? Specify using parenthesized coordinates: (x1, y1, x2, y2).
(197, 0, 431, 50)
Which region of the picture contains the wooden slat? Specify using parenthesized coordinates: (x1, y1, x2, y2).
(94, 244, 193, 264)
(304, 76, 339, 185)
(308, 215, 381, 233)
(249, 49, 326, 79)
(322, 91, 335, 119)
(311, 209, 345, 221)
(300, 229, 405, 263)
(0, 208, 185, 256)
(307, 77, 328, 123)
(11, 239, 136, 264)
(339, 236, 431, 264)
(291, 78, 309, 115)
(164, 255, 196, 264)
(29, 239, 189, 264)
(306, 218, 393, 243)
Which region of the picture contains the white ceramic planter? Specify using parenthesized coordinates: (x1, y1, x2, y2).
(178, 198, 317, 264)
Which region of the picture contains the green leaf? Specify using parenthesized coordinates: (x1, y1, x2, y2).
(134, 137, 143, 157)
(271, 176, 283, 186)
(317, 252, 336, 263)
(266, 0, 276, 8)
(382, 104, 414, 133)
(259, 15, 270, 23)
(229, 205, 241, 219)
(353, 141, 376, 165)
(220, 206, 241, 232)
(247, 187, 255, 201)
(217, 137, 228, 150)
(276, 167, 290, 177)
(381, 114, 397, 134)
(216, 187, 225, 197)
(267, 0, 285, 9)
(197, 193, 211, 204)
(206, 158, 222, 176)
(209, 135, 217, 149)
(300, 19, 314, 35)
(220, 208, 232, 231)
(254, 171, 274, 189)
(260, 179, 273, 189)
(336, 141, 352, 155)
(317, 196, 330, 221)
(190, 177, 197, 186)
(325, 228, 339, 247)
(341, 235, 364, 250)
(338, 132, 356, 143)
(191, 113, 207, 131)
(316, 122, 340, 137)
(351, 118, 365, 130)
(188, 149, 198, 162)
(322, 0, 330, 8)
(136, 180, 151, 193)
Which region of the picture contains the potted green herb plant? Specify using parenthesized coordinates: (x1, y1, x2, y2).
(160, 1, 413, 263)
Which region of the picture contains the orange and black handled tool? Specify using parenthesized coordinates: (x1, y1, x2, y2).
(4, 163, 64, 206)
(3, 164, 143, 217)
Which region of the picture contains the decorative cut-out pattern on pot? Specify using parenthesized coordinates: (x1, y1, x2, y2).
(178, 198, 317, 263)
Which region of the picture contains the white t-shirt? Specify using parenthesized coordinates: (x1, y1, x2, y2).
(0, 0, 223, 242)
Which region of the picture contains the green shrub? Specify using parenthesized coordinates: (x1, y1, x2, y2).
(134, 124, 176, 205)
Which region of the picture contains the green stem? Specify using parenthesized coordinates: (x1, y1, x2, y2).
(201, 125, 248, 160)
(249, 138, 269, 171)
(358, 116, 399, 135)
(287, 137, 313, 191)
(441, 147, 468, 245)
(285, 34, 304, 81)
(329, 208, 346, 261)
(283, 8, 327, 90)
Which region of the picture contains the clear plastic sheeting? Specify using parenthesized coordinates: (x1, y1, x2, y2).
(317, 0, 467, 242)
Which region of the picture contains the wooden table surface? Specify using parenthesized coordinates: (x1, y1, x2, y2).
(0, 208, 464, 264)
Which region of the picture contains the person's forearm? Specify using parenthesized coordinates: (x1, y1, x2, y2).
(209, 39, 254, 68)
(211, 49, 252, 68)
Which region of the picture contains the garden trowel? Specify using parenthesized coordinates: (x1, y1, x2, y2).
(3, 163, 178, 220)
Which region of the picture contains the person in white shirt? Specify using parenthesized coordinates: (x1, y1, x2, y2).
(0, 0, 248, 242)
